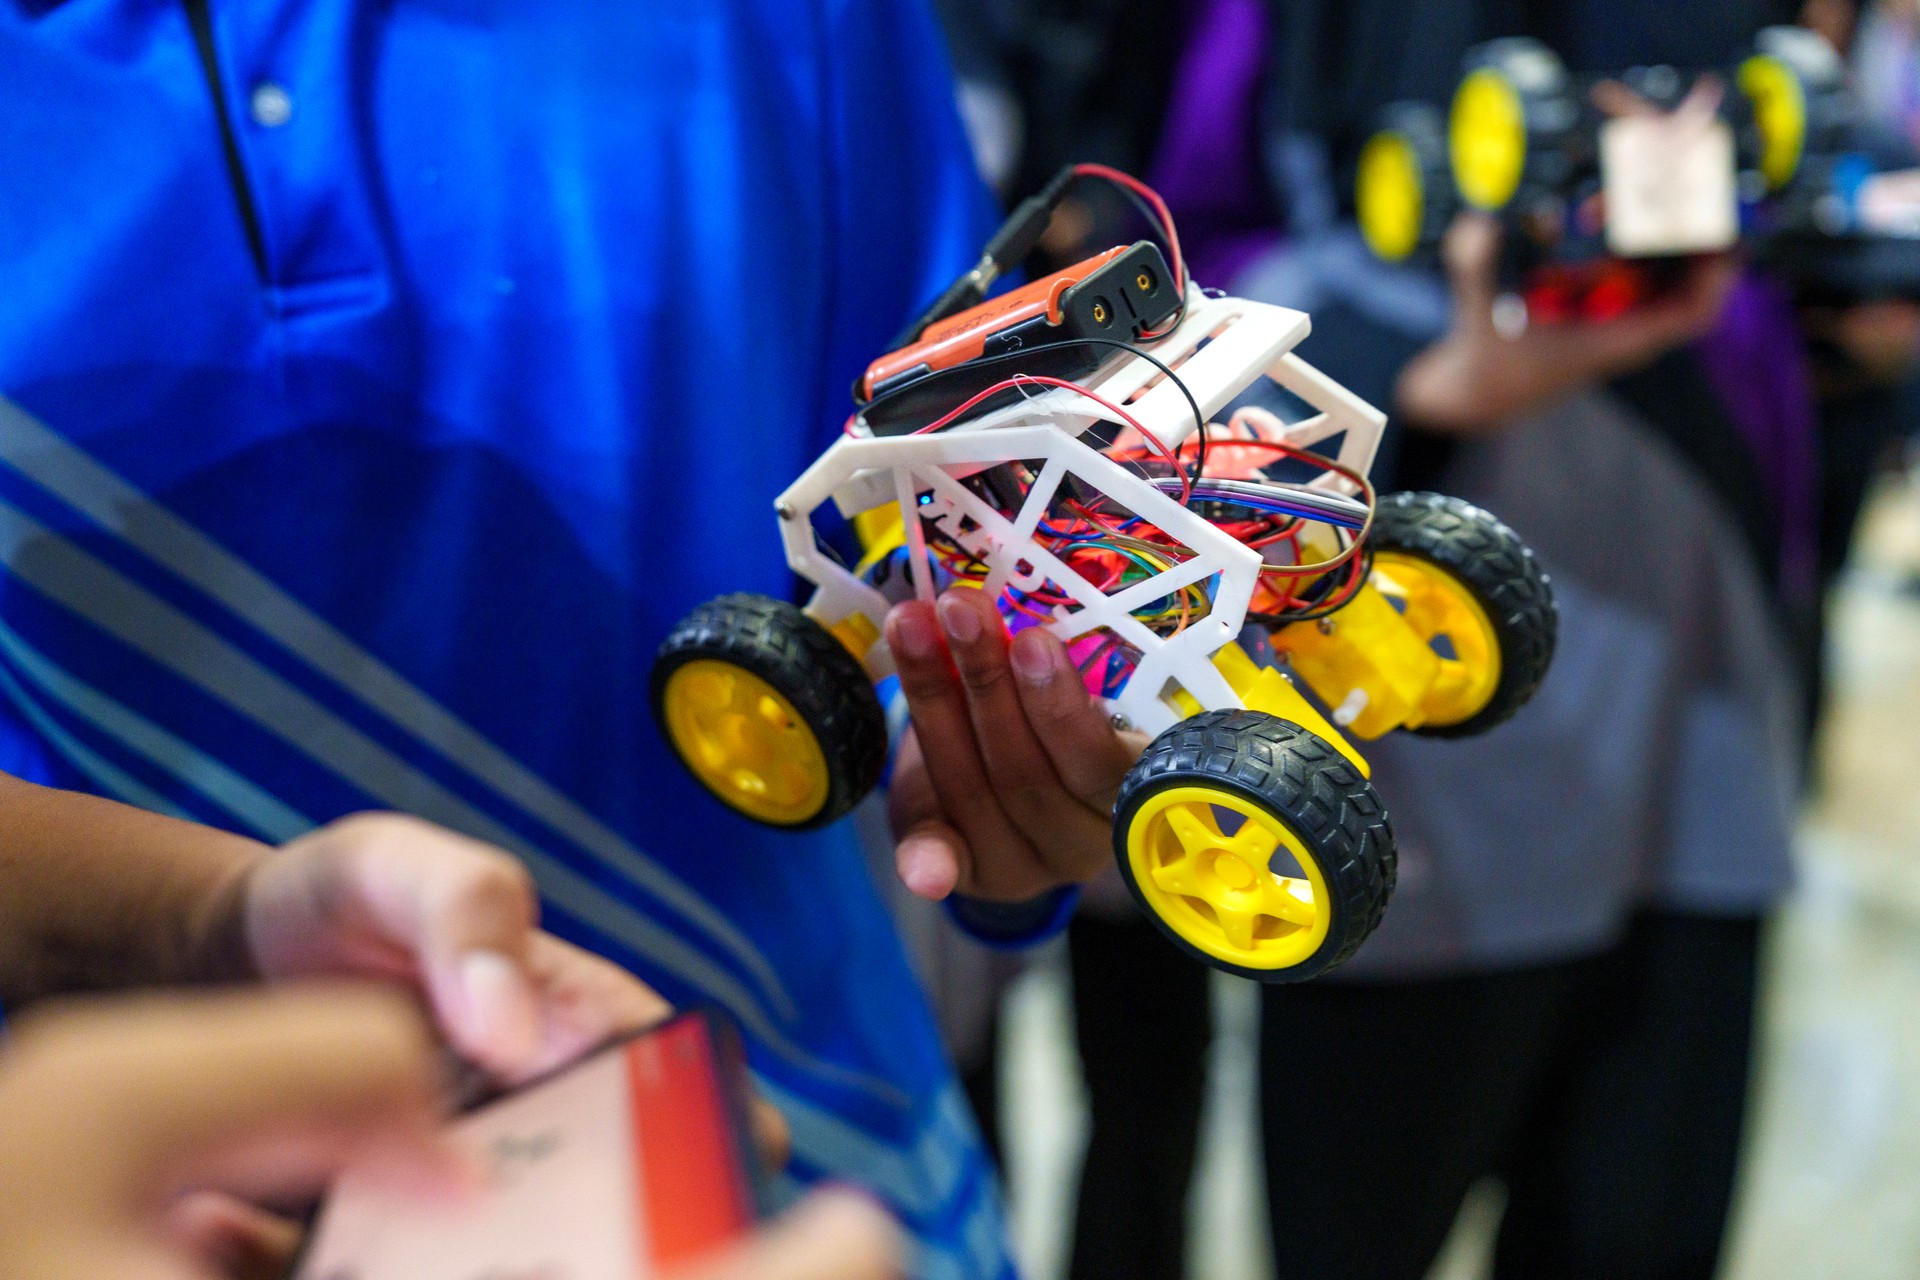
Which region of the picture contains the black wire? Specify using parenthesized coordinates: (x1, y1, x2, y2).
(1111, 184, 1167, 246)
(1024, 336, 1208, 485)
(813, 531, 850, 571)
(1103, 182, 1190, 339)
(1248, 544, 1376, 627)
(861, 335, 1208, 483)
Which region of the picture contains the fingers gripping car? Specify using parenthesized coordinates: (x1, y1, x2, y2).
(652, 168, 1558, 983)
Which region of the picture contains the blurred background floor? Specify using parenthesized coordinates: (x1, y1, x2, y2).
(995, 459, 1920, 1280)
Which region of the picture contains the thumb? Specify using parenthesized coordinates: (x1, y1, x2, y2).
(1440, 212, 1503, 338)
(886, 733, 968, 900)
(255, 815, 545, 1075)
(0, 988, 455, 1211)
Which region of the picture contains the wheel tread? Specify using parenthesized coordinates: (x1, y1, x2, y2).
(1373, 490, 1557, 738)
(651, 593, 886, 829)
(1116, 710, 1397, 982)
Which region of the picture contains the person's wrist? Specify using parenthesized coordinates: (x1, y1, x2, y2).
(187, 848, 269, 985)
(944, 885, 1080, 950)
(1394, 339, 1488, 433)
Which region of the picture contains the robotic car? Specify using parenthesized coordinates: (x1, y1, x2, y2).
(1357, 26, 1911, 316)
(652, 167, 1558, 982)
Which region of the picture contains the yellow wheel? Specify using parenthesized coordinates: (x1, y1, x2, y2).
(1451, 67, 1528, 211)
(1739, 54, 1808, 192)
(1369, 492, 1557, 738)
(1448, 37, 1572, 213)
(1115, 711, 1394, 983)
(1371, 553, 1502, 730)
(1357, 103, 1451, 264)
(660, 660, 830, 826)
(652, 594, 886, 829)
(1359, 132, 1425, 262)
(1739, 27, 1844, 193)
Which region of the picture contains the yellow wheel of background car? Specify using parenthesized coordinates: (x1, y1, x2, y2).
(1356, 102, 1453, 264)
(1358, 131, 1426, 263)
(1448, 37, 1574, 213)
(1738, 26, 1845, 192)
(1370, 492, 1557, 738)
(1740, 54, 1807, 191)
(660, 660, 831, 826)
(652, 593, 886, 829)
(1114, 711, 1395, 984)
(1451, 67, 1527, 210)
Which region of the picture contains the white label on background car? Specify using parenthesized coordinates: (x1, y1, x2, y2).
(1601, 116, 1739, 257)
(1858, 168, 1920, 238)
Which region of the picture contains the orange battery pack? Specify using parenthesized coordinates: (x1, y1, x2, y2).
(859, 240, 1180, 415)
(860, 239, 1182, 435)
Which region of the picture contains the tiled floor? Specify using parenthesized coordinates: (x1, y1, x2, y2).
(1720, 468, 1920, 1280)
(998, 465, 1920, 1280)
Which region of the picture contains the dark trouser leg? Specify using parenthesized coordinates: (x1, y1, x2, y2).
(1068, 913, 1213, 1280)
(1259, 964, 1579, 1280)
(1493, 911, 1763, 1280)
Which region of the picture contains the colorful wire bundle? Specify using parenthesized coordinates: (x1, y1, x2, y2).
(855, 172, 1378, 689)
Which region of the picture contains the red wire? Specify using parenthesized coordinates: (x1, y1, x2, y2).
(1071, 163, 1188, 295)
(910, 374, 1191, 505)
(849, 166, 1189, 443)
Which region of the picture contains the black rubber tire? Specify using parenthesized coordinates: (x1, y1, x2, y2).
(651, 593, 886, 829)
(1113, 710, 1396, 984)
(1371, 490, 1557, 739)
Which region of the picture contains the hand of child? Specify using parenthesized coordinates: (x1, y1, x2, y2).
(0, 986, 454, 1280)
(238, 813, 672, 1084)
(885, 588, 1145, 902)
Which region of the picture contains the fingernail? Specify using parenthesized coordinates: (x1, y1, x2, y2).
(898, 839, 955, 900)
(1009, 630, 1061, 685)
(459, 950, 541, 1069)
(937, 594, 981, 644)
(888, 608, 940, 662)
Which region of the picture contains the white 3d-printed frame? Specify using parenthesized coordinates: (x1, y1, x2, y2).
(774, 290, 1389, 738)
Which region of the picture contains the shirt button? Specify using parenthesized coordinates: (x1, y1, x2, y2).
(250, 82, 294, 128)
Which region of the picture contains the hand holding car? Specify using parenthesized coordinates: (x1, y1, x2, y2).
(1396, 212, 1738, 432)
(885, 587, 1145, 903)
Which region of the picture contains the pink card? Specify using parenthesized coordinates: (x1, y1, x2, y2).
(293, 1012, 758, 1280)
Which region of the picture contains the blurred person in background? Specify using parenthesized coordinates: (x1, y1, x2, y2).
(1244, 2, 1918, 1277)
(1856, 0, 1920, 147)
(934, 1, 1920, 1278)
(1814, 0, 1920, 654)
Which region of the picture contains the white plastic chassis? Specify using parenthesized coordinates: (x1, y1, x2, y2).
(774, 290, 1390, 739)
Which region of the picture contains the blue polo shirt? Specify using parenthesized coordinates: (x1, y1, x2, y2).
(0, 3, 1007, 1276)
